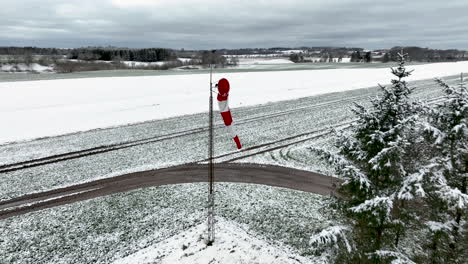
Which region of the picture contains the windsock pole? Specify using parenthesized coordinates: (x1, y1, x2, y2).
(207, 51, 215, 245)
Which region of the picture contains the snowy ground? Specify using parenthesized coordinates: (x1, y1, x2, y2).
(0, 64, 466, 263)
(237, 57, 294, 65)
(0, 61, 426, 83)
(1, 61, 467, 144)
(0, 63, 54, 73)
(122, 60, 167, 67)
(0, 182, 336, 263)
(114, 217, 324, 264)
(122, 60, 188, 67)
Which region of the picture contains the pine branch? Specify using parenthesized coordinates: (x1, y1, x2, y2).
(370, 250, 416, 264)
(310, 225, 353, 253)
(350, 196, 393, 219)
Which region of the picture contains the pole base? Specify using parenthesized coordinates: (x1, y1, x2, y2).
(204, 238, 214, 246)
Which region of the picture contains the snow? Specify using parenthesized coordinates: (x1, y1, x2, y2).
(0, 187, 98, 211)
(0, 63, 54, 73)
(114, 217, 316, 264)
(0, 61, 467, 144)
(425, 221, 451, 232)
(0, 181, 334, 263)
(302, 57, 351, 63)
(0, 64, 14, 72)
(226, 54, 281, 58)
(281, 50, 306, 55)
(178, 58, 192, 63)
(373, 250, 416, 264)
(341, 57, 351, 63)
(310, 225, 352, 253)
(122, 61, 168, 67)
(237, 58, 293, 65)
(350, 196, 393, 217)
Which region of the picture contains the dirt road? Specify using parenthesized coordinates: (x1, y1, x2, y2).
(0, 163, 341, 220)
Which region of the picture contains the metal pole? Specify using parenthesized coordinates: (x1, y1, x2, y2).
(207, 52, 215, 245)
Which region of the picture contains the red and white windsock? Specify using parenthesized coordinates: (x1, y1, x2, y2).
(216, 78, 242, 149)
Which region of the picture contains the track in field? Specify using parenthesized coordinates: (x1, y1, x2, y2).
(0, 93, 447, 174)
(0, 163, 342, 220)
(0, 93, 380, 174)
(199, 95, 446, 163)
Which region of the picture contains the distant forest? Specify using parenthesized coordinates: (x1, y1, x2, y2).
(68, 48, 177, 62)
(0, 46, 466, 63)
(384, 46, 466, 62)
(0, 47, 177, 62)
(0, 47, 69, 56)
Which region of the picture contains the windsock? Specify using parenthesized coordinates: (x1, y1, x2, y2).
(216, 78, 242, 149)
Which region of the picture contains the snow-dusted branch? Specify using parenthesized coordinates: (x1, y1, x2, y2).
(310, 225, 352, 253)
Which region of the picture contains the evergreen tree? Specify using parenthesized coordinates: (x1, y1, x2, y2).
(350, 51, 358, 62)
(382, 53, 390, 63)
(356, 51, 362, 62)
(365, 52, 372, 63)
(311, 52, 421, 263)
(402, 74, 468, 263)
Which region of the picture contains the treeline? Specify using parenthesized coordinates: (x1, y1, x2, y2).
(3, 46, 466, 63)
(0, 47, 239, 72)
(309, 47, 362, 57)
(68, 48, 177, 62)
(0, 46, 69, 56)
(0, 46, 177, 62)
(384, 46, 467, 62)
(345, 47, 467, 63)
(350, 51, 373, 62)
(215, 46, 362, 56)
(194, 50, 238, 67)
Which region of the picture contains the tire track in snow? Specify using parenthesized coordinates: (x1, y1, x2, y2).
(0, 76, 455, 174)
(0, 163, 342, 219)
(217, 95, 446, 163)
(0, 94, 373, 174)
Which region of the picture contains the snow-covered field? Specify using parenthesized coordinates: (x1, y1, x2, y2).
(114, 218, 322, 264)
(0, 65, 465, 263)
(0, 182, 335, 263)
(0, 74, 454, 202)
(121, 60, 166, 67)
(122, 59, 190, 67)
(0, 63, 54, 73)
(237, 57, 294, 65)
(1, 61, 467, 144)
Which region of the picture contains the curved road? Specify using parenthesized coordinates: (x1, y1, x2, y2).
(0, 163, 341, 220)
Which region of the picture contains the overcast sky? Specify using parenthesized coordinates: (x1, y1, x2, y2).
(1, 0, 467, 49)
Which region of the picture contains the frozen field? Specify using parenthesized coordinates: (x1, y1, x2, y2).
(0, 60, 432, 83)
(1, 61, 467, 144)
(0, 75, 457, 201)
(0, 64, 466, 263)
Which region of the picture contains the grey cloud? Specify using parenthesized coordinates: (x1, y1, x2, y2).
(0, 0, 467, 49)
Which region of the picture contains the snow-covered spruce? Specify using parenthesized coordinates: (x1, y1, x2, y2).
(403, 75, 468, 263)
(309, 225, 352, 255)
(310, 52, 424, 263)
(370, 250, 416, 264)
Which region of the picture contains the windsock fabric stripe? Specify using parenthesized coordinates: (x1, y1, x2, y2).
(216, 78, 242, 150)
